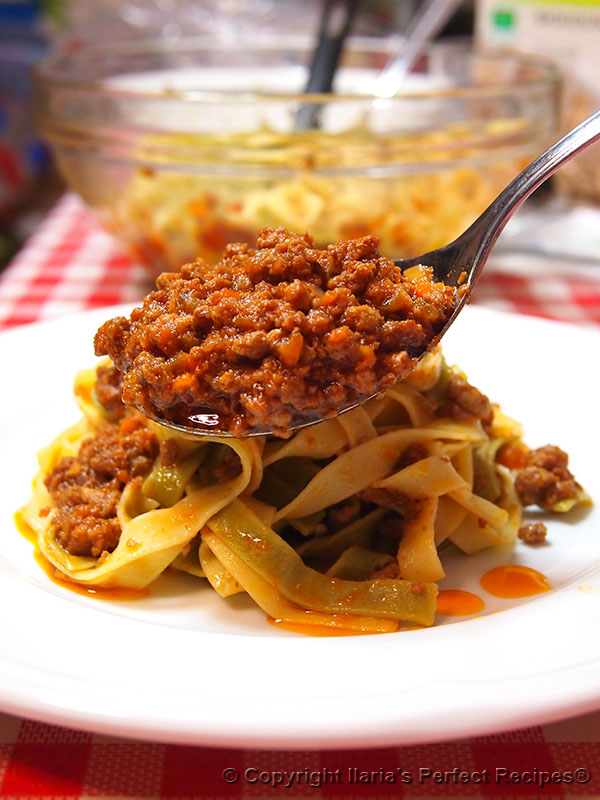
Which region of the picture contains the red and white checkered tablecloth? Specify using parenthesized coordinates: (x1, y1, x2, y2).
(1, 193, 600, 800)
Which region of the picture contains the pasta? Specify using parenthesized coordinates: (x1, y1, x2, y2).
(93, 120, 536, 275)
(22, 349, 588, 635)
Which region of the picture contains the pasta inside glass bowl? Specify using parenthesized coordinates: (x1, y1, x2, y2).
(34, 40, 559, 275)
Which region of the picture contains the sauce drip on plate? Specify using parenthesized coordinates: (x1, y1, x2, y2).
(14, 511, 148, 601)
(480, 564, 550, 598)
(436, 589, 485, 616)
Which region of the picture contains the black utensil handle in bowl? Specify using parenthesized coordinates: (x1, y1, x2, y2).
(296, 0, 359, 130)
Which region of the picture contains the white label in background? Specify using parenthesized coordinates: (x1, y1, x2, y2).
(475, 0, 600, 86)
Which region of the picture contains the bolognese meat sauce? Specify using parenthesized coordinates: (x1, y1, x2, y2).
(94, 228, 455, 437)
(514, 445, 578, 510)
(44, 416, 158, 556)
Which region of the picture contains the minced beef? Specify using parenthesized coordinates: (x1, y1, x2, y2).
(514, 445, 578, 510)
(359, 487, 421, 519)
(370, 562, 401, 580)
(443, 375, 493, 429)
(94, 228, 454, 437)
(518, 521, 548, 545)
(94, 362, 126, 419)
(44, 416, 158, 557)
(159, 437, 180, 467)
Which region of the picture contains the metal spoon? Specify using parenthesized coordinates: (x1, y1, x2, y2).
(145, 109, 600, 439)
(374, 0, 464, 99)
(396, 108, 600, 341)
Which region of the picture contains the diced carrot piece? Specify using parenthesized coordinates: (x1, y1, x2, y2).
(496, 441, 529, 470)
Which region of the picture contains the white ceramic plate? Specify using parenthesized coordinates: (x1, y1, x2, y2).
(0, 305, 599, 748)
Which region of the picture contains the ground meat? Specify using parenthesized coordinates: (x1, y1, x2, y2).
(360, 487, 421, 518)
(159, 437, 180, 467)
(376, 513, 405, 543)
(94, 228, 454, 437)
(210, 450, 243, 483)
(370, 561, 401, 580)
(94, 362, 126, 418)
(395, 443, 429, 471)
(443, 375, 493, 428)
(523, 444, 569, 471)
(518, 522, 548, 545)
(326, 498, 360, 530)
(359, 447, 427, 520)
(514, 445, 578, 510)
(44, 417, 158, 557)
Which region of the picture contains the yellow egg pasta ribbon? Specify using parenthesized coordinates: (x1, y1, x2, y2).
(274, 422, 487, 522)
(24, 426, 260, 588)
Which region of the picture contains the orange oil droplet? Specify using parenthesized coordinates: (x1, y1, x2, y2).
(15, 510, 148, 601)
(436, 589, 485, 616)
(480, 564, 550, 599)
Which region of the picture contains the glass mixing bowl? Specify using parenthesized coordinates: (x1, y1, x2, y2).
(34, 39, 559, 275)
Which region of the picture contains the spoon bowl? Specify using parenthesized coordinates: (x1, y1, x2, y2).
(139, 109, 600, 440)
(144, 407, 338, 440)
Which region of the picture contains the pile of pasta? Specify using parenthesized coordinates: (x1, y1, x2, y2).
(22, 349, 583, 635)
(111, 121, 533, 273)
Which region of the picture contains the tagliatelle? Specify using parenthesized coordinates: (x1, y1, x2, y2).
(105, 120, 538, 276)
(25, 430, 258, 588)
(201, 529, 400, 634)
(21, 348, 590, 634)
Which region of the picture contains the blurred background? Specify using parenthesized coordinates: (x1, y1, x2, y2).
(0, 0, 473, 269)
(1, 0, 598, 273)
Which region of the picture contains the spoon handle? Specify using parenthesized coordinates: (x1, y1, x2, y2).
(304, 0, 358, 95)
(467, 109, 600, 277)
(375, 0, 463, 98)
(296, 0, 358, 130)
